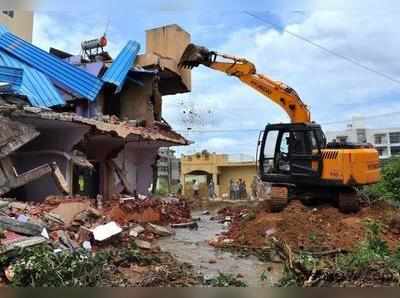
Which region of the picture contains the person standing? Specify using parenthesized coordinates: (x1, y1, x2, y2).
(229, 179, 234, 200)
(176, 182, 182, 197)
(233, 180, 240, 200)
(242, 180, 248, 199)
(192, 179, 200, 200)
(251, 176, 257, 200)
(208, 179, 215, 199)
(238, 178, 244, 199)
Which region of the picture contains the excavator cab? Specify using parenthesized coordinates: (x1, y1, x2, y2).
(258, 123, 329, 211)
(259, 123, 326, 184)
(179, 43, 380, 213)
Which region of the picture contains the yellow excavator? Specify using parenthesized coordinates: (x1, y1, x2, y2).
(179, 43, 380, 213)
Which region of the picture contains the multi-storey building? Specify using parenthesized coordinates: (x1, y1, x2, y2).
(157, 148, 180, 191)
(325, 116, 400, 159)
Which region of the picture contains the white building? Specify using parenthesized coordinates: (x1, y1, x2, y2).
(325, 116, 400, 159)
(157, 148, 181, 191)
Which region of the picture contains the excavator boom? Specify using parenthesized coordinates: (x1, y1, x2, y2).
(179, 43, 311, 123)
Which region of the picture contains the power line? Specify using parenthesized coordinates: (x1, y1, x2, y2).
(321, 110, 400, 125)
(175, 110, 400, 133)
(243, 11, 400, 86)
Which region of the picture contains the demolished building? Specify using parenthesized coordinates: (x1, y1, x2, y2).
(0, 24, 191, 201)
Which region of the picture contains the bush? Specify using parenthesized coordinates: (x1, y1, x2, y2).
(337, 219, 390, 270)
(362, 157, 400, 202)
(205, 273, 248, 287)
(380, 157, 400, 201)
(7, 242, 156, 287)
(10, 245, 111, 287)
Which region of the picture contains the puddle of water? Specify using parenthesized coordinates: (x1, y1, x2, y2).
(157, 211, 283, 287)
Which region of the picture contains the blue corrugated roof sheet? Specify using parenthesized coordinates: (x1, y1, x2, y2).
(0, 51, 65, 107)
(102, 40, 140, 92)
(0, 65, 23, 89)
(0, 28, 104, 101)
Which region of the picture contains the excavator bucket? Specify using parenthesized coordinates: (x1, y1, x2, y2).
(178, 43, 214, 69)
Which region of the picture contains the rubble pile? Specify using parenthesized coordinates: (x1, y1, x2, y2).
(0, 195, 197, 286)
(106, 196, 191, 226)
(210, 200, 400, 252)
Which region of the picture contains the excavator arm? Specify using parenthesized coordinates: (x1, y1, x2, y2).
(179, 43, 311, 123)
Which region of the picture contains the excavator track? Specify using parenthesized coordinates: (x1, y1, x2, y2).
(338, 191, 360, 213)
(270, 186, 289, 212)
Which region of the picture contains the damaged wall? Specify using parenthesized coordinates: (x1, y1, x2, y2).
(11, 120, 91, 201)
(12, 154, 68, 201)
(119, 79, 155, 125)
(137, 24, 191, 95)
(112, 144, 159, 196)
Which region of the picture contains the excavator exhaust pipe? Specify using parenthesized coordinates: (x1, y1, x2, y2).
(178, 43, 215, 69)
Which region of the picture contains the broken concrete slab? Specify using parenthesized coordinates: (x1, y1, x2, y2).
(0, 216, 44, 236)
(0, 236, 47, 254)
(0, 157, 67, 196)
(135, 239, 152, 250)
(50, 202, 90, 226)
(92, 221, 122, 242)
(147, 223, 173, 237)
(0, 116, 39, 159)
(129, 224, 145, 238)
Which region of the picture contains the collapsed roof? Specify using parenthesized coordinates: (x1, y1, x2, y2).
(0, 25, 145, 108)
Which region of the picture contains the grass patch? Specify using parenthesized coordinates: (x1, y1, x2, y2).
(205, 272, 248, 287)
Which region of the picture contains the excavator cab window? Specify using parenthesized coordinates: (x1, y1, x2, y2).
(261, 130, 278, 173)
(277, 132, 291, 172)
(259, 124, 324, 183)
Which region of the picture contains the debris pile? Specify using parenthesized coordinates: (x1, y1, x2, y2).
(106, 196, 191, 226)
(210, 200, 400, 252)
(0, 195, 197, 286)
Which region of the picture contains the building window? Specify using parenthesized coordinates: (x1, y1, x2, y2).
(374, 134, 387, 145)
(2, 10, 14, 18)
(356, 129, 367, 143)
(389, 132, 400, 144)
(391, 146, 400, 156)
(376, 147, 388, 157)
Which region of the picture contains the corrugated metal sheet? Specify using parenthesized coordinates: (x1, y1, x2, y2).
(0, 30, 104, 101)
(0, 51, 65, 107)
(102, 40, 140, 92)
(0, 26, 7, 38)
(0, 65, 23, 89)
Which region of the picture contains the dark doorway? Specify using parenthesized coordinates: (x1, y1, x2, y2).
(73, 163, 100, 198)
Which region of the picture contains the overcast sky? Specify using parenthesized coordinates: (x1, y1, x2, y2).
(31, 0, 400, 157)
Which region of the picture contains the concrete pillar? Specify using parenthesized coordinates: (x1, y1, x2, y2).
(212, 173, 219, 198)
